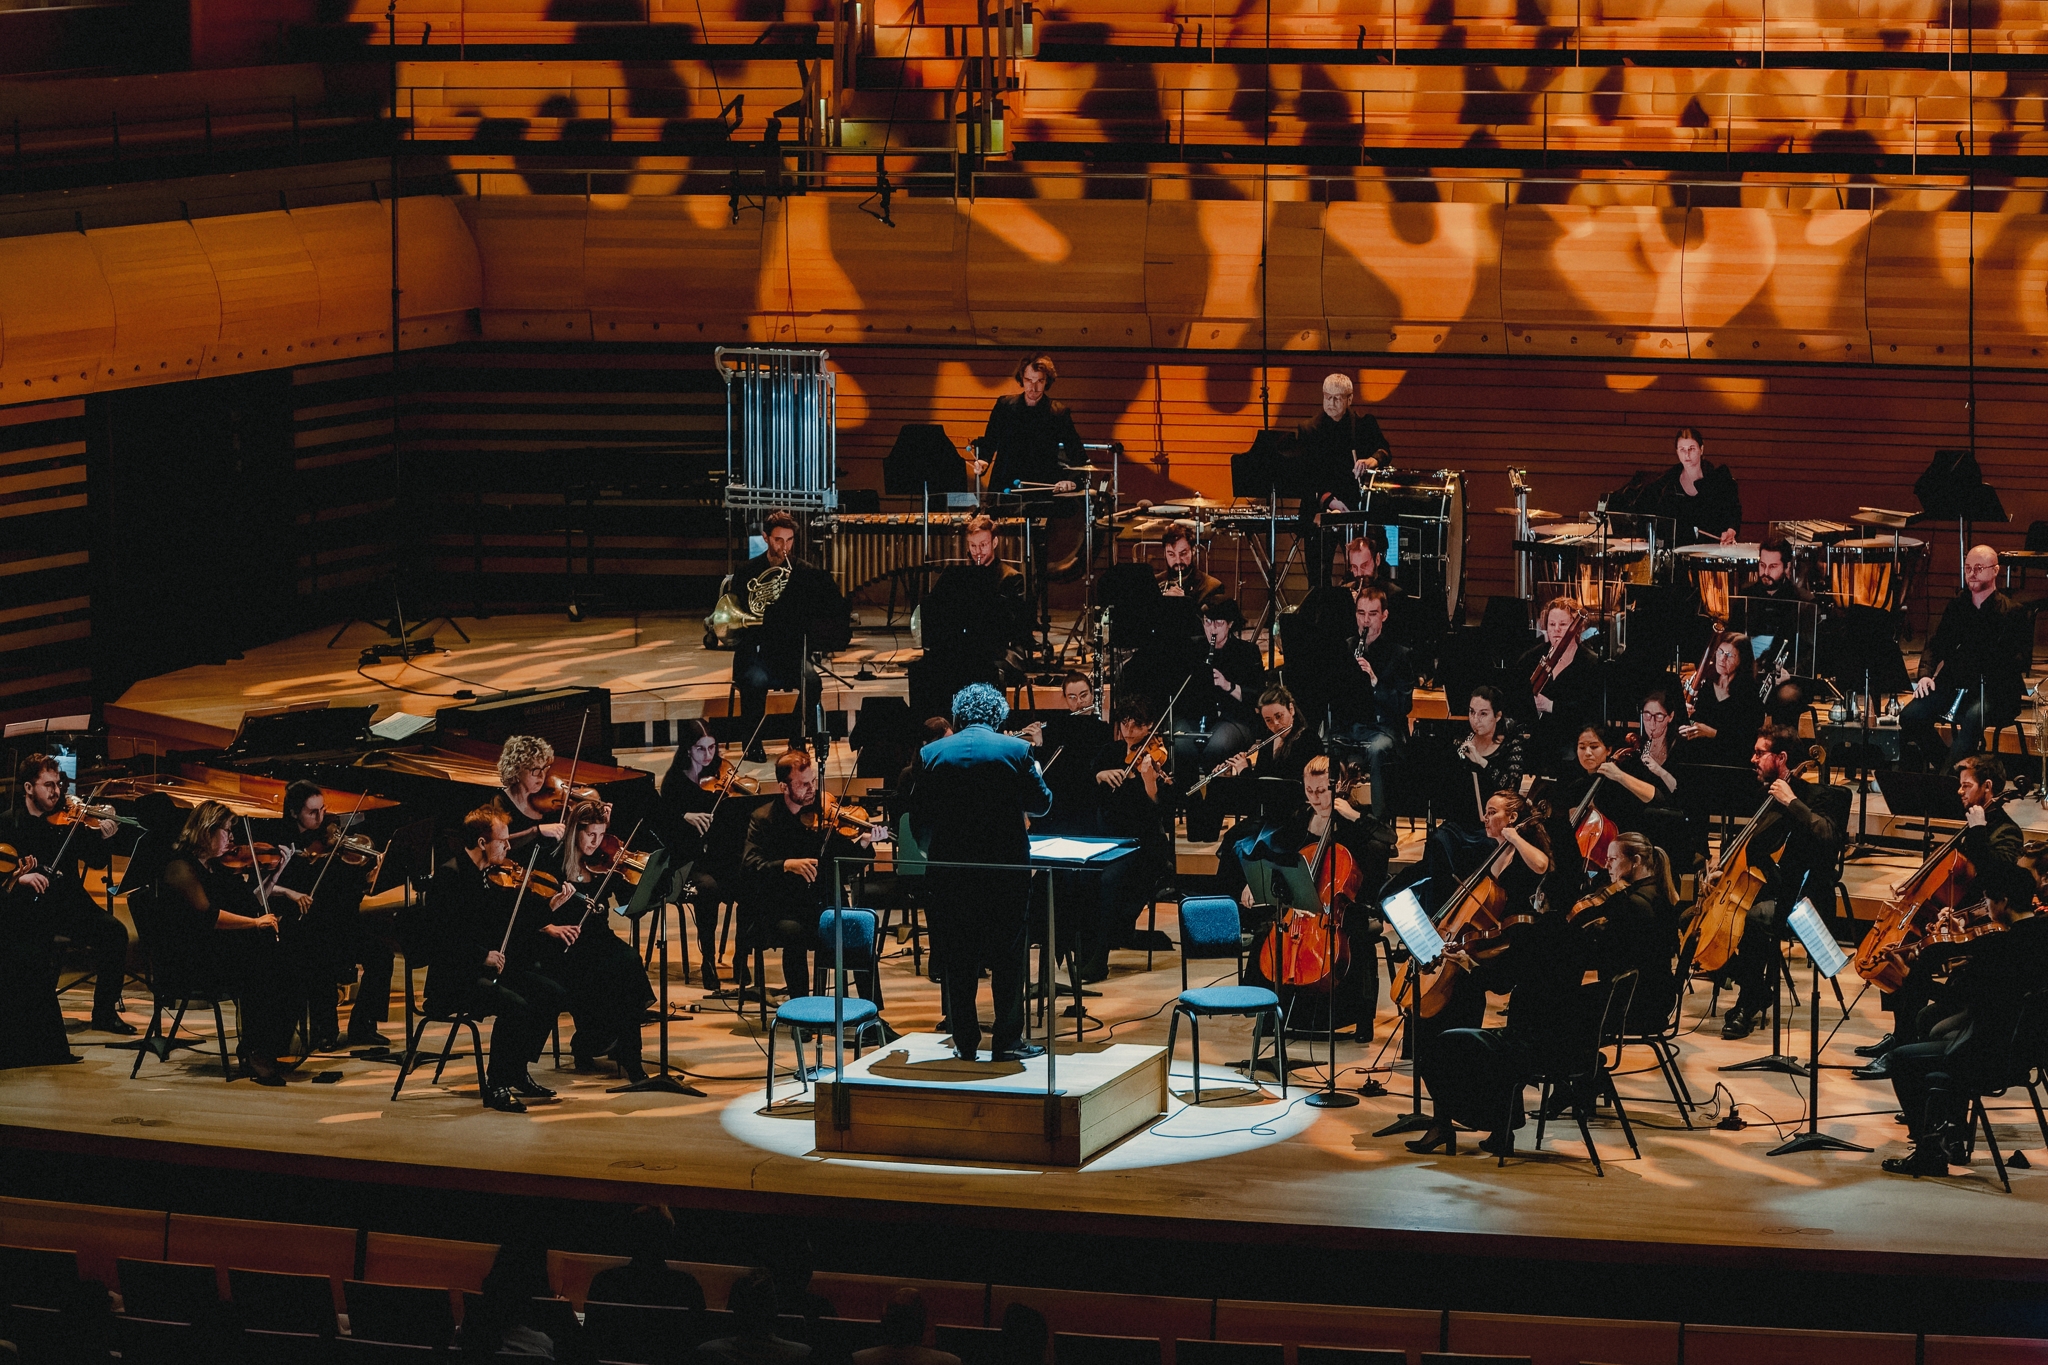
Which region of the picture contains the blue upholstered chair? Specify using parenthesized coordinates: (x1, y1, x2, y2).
(1164, 896, 1285, 1104)
(765, 907, 887, 1108)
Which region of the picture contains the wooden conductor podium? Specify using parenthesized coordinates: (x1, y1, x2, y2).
(813, 1033, 1168, 1167)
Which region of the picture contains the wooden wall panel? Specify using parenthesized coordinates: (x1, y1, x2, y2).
(1322, 202, 1505, 355)
(1867, 210, 1971, 366)
(469, 195, 593, 341)
(1501, 205, 1691, 360)
(190, 211, 324, 377)
(87, 223, 221, 389)
(778, 199, 974, 345)
(1684, 207, 1870, 363)
(0, 236, 117, 401)
(582, 197, 771, 344)
(1971, 213, 2048, 365)
(0, 398, 91, 722)
(967, 201, 1152, 347)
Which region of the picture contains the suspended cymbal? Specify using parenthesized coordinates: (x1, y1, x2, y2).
(1493, 507, 1562, 521)
(1174, 496, 1240, 511)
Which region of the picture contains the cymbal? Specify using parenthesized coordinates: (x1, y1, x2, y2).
(1493, 507, 1562, 521)
(1174, 496, 1239, 511)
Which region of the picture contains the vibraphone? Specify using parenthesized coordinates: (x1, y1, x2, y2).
(827, 513, 1034, 599)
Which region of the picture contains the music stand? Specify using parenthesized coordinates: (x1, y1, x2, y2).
(1875, 769, 1966, 857)
(1373, 886, 1445, 1136)
(1913, 447, 2010, 589)
(1768, 898, 1869, 1156)
(1234, 429, 1307, 667)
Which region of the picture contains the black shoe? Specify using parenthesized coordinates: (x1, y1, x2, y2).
(992, 1043, 1045, 1062)
(1851, 1056, 1893, 1081)
(1404, 1123, 1455, 1154)
(1881, 1147, 1949, 1177)
(1854, 1032, 1895, 1058)
(1478, 1131, 1516, 1159)
(1720, 1010, 1755, 1041)
(1938, 1125, 1972, 1167)
(483, 1087, 528, 1114)
(615, 1056, 648, 1084)
(701, 967, 721, 992)
(573, 1053, 603, 1074)
(955, 1046, 981, 1062)
(90, 1015, 137, 1036)
(308, 1033, 342, 1054)
(242, 1056, 285, 1087)
(346, 1030, 391, 1048)
(509, 1072, 557, 1100)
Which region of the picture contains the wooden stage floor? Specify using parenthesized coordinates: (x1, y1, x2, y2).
(21, 608, 2045, 1293)
(6, 906, 2048, 1287)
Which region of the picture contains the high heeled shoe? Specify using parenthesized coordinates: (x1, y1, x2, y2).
(1404, 1123, 1455, 1154)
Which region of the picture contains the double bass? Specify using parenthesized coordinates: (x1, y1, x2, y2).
(1255, 795, 1362, 991)
(1686, 744, 1825, 972)
(1852, 810, 1988, 992)
(1393, 803, 1548, 1018)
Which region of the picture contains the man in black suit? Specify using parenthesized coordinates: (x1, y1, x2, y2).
(1295, 372, 1393, 584)
(1900, 543, 2030, 771)
(423, 806, 570, 1113)
(910, 683, 1055, 1062)
(910, 514, 1029, 722)
(1720, 724, 1851, 1040)
(975, 352, 1085, 495)
(1021, 674, 1112, 835)
(729, 510, 849, 758)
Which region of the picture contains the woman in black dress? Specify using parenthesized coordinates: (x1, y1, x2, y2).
(155, 800, 298, 1085)
(1642, 426, 1742, 547)
(1682, 633, 1763, 768)
(656, 720, 741, 991)
(1516, 595, 1605, 775)
(542, 799, 654, 1081)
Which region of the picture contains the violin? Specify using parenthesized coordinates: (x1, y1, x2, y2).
(1687, 745, 1826, 973)
(1529, 606, 1585, 697)
(1568, 881, 1627, 930)
(485, 860, 564, 900)
(48, 797, 140, 829)
(306, 817, 379, 866)
(220, 841, 288, 874)
(800, 792, 891, 843)
(530, 776, 602, 816)
(1852, 796, 2000, 990)
(1876, 898, 2006, 971)
(698, 756, 761, 797)
(585, 833, 651, 885)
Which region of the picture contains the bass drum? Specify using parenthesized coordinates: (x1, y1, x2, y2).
(1356, 470, 1466, 627)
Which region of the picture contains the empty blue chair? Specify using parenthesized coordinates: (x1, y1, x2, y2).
(1165, 896, 1284, 1104)
(765, 908, 888, 1109)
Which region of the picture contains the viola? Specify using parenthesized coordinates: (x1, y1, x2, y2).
(1687, 745, 1825, 972)
(48, 797, 140, 829)
(306, 817, 379, 866)
(1568, 881, 1626, 930)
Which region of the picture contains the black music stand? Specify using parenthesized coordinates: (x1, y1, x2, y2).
(1768, 898, 1869, 1156)
(884, 424, 968, 505)
(1875, 769, 1966, 857)
(1372, 886, 1444, 1137)
(1913, 447, 2010, 590)
(1234, 430, 1308, 667)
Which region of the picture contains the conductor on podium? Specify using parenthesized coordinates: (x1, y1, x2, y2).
(910, 683, 1055, 1063)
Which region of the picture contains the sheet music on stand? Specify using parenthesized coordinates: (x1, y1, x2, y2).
(1786, 897, 1849, 979)
(1380, 887, 1445, 967)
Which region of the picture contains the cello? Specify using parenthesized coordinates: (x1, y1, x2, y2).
(1852, 801, 1993, 992)
(1570, 737, 1640, 872)
(1686, 743, 1826, 973)
(1255, 771, 1363, 991)
(1393, 800, 1549, 1018)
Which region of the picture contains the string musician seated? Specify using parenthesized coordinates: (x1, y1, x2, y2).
(1156, 524, 1223, 605)
(1208, 685, 1322, 898)
(1403, 846, 1606, 1160)
(1881, 859, 2048, 1177)
(1424, 686, 1528, 905)
(153, 801, 299, 1086)
(1409, 790, 1552, 1040)
(1020, 674, 1112, 835)
(655, 720, 746, 993)
(1549, 724, 1666, 895)
(495, 735, 569, 856)
(1079, 700, 1176, 983)
(270, 781, 395, 1052)
(1855, 753, 2024, 1081)
(423, 806, 571, 1113)
(909, 514, 1029, 723)
(2, 754, 133, 1036)
(1679, 633, 1764, 770)
(1238, 756, 1396, 1042)
(1586, 832, 1683, 1034)
(729, 510, 851, 757)
(739, 747, 884, 1001)
(1710, 724, 1850, 1041)
(539, 799, 655, 1082)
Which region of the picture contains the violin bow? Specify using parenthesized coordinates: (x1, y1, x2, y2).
(709, 711, 772, 819)
(39, 778, 112, 891)
(1119, 674, 1192, 780)
(574, 817, 644, 931)
(496, 843, 544, 958)
(553, 709, 590, 848)
(304, 789, 372, 904)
